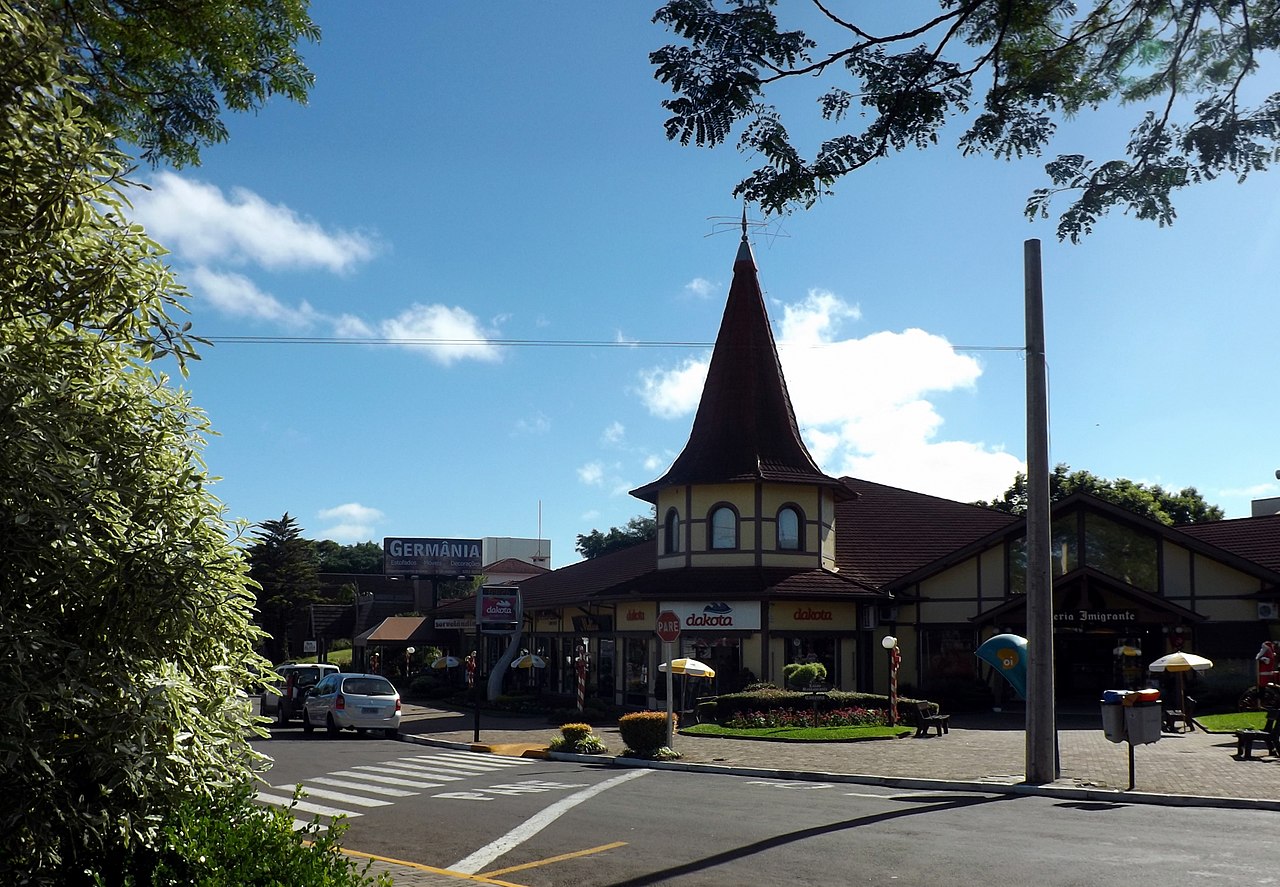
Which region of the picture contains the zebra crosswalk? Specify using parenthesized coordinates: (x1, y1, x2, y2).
(257, 749, 539, 831)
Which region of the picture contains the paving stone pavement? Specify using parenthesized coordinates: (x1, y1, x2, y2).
(355, 704, 1280, 885)
(396, 704, 1280, 804)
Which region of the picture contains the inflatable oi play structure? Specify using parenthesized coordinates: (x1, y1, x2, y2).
(976, 633, 1029, 700)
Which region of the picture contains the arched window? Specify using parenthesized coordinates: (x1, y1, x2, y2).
(663, 507, 680, 554)
(777, 506, 802, 550)
(709, 505, 737, 550)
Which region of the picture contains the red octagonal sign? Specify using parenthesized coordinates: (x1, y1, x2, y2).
(655, 610, 681, 643)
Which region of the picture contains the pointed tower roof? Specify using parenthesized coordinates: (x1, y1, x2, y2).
(631, 223, 854, 503)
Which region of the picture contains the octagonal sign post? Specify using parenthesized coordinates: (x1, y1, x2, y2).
(656, 610, 681, 748)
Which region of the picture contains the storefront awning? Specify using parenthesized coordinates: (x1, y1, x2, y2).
(354, 616, 434, 646)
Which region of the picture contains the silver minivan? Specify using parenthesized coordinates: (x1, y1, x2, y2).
(301, 672, 402, 738)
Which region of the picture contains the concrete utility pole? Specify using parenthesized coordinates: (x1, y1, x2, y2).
(1024, 239, 1058, 783)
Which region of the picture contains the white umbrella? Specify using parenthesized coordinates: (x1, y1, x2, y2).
(510, 653, 546, 669)
(1149, 652, 1213, 724)
(431, 655, 460, 670)
(659, 658, 716, 678)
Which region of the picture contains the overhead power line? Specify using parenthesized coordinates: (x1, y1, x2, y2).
(201, 335, 1024, 352)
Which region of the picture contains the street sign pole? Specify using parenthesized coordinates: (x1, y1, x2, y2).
(656, 610, 681, 749)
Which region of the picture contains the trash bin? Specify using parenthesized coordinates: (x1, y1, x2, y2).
(1125, 689, 1163, 745)
(1100, 690, 1129, 743)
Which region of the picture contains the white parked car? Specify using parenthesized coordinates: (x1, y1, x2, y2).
(261, 662, 339, 725)
(301, 672, 402, 738)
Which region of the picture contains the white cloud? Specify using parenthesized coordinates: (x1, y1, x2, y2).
(578, 462, 604, 486)
(186, 266, 319, 328)
(602, 421, 625, 445)
(638, 355, 711, 419)
(316, 502, 385, 543)
(514, 413, 551, 435)
(636, 288, 1024, 503)
(132, 173, 377, 273)
(379, 303, 501, 365)
(684, 277, 717, 299)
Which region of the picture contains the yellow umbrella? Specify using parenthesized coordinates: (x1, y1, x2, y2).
(510, 653, 546, 669)
(659, 658, 716, 678)
(1149, 652, 1213, 722)
(431, 656, 460, 670)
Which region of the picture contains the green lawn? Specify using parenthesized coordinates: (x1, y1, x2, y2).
(1195, 711, 1268, 733)
(293, 648, 353, 667)
(681, 723, 912, 742)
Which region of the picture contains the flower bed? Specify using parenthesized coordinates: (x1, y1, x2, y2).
(725, 705, 888, 729)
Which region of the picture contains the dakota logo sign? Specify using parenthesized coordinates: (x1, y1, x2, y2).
(476, 586, 522, 635)
(660, 601, 761, 631)
(384, 537, 483, 575)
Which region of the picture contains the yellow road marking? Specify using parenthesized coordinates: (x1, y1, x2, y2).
(483, 841, 628, 877)
(339, 847, 527, 886)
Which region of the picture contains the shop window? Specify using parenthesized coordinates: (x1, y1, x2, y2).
(777, 505, 802, 550)
(1006, 513, 1079, 595)
(920, 628, 978, 690)
(624, 637, 650, 706)
(663, 507, 680, 554)
(781, 636, 836, 686)
(1083, 512, 1158, 593)
(709, 504, 738, 550)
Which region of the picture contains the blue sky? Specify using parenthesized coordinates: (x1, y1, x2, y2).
(127, 3, 1280, 566)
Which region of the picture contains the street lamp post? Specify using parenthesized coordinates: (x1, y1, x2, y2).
(882, 635, 901, 727)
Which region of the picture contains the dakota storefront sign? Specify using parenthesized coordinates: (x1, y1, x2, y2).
(618, 602, 656, 631)
(661, 601, 761, 631)
(769, 601, 858, 631)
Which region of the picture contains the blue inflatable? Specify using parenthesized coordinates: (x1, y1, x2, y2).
(975, 633, 1029, 699)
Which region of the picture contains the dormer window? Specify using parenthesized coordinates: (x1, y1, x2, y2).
(663, 507, 681, 554)
(777, 505, 802, 550)
(709, 505, 738, 550)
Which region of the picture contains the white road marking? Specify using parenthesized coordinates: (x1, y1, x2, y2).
(448, 769, 651, 874)
(353, 764, 464, 781)
(278, 784, 394, 807)
(332, 769, 445, 788)
(255, 791, 362, 819)
(309, 776, 417, 797)
(431, 752, 536, 768)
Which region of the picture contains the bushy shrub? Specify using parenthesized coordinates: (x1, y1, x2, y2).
(782, 662, 828, 689)
(548, 722, 609, 755)
(618, 711, 676, 756)
(53, 783, 387, 886)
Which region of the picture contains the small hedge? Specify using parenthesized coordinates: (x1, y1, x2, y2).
(782, 662, 828, 689)
(548, 722, 609, 755)
(709, 688, 926, 724)
(618, 711, 675, 755)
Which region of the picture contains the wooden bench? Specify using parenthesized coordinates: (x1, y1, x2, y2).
(1235, 710, 1280, 759)
(911, 701, 950, 737)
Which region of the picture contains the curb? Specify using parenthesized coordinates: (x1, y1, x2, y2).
(395, 732, 1280, 812)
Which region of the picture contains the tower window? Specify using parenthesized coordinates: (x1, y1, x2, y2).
(664, 507, 680, 554)
(709, 505, 738, 550)
(777, 506, 802, 550)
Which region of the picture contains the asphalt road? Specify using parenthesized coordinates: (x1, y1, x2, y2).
(257, 728, 1276, 886)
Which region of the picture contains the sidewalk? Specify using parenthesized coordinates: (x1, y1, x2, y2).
(357, 704, 1280, 884)
(394, 703, 1280, 808)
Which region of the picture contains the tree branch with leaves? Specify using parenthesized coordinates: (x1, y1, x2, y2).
(651, 0, 1280, 240)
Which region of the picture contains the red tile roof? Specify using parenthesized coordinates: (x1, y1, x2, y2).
(631, 234, 853, 502)
(1177, 514, 1280, 574)
(835, 476, 1018, 589)
(482, 557, 550, 576)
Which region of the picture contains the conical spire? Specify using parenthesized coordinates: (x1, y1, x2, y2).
(631, 229, 852, 503)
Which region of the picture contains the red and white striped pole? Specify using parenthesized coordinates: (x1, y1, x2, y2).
(882, 635, 900, 727)
(575, 642, 588, 713)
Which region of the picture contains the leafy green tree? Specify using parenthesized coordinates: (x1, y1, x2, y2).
(976, 464, 1224, 525)
(0, 5, 269, 878)
(576, 514, 658, 559)
(36, 0, 319, 166)
(247, 513, 322, 662)
(651, 0, 1280, 240)
(315, 539, 385, 574)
